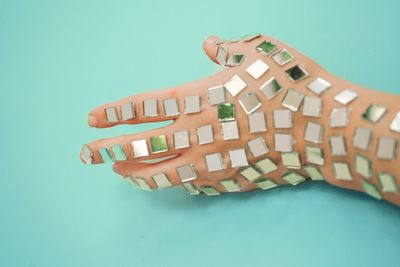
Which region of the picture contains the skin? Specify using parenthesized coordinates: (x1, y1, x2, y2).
(82, 34, 400, 206)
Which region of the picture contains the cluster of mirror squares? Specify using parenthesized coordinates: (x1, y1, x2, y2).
(256, 41, 299, 71)
(105, 102, 135, 123)
(204, 148, 250, 172)
(105, 94, 210, 123)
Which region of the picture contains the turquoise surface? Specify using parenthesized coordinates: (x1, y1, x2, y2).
(1, 0, 399, 266)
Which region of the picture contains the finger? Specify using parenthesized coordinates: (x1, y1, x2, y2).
(202, 34, 264, 66)
(87, 87, 183, 128)
(113, 148, 258, 194)
(82, 123, 193, 165)
(113, 155, 235, 193)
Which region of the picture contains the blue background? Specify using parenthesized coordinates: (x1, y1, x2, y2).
(1, 0, 399, 266)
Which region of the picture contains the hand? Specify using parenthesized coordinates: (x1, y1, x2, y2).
(81, 33, 399, 200)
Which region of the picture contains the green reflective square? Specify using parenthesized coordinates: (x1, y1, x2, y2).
(256, 41, 277, 55)
(150, 135, 168, 153)
(286, 65, 308, 82)
(111, 144, 127, 161)
(218, 103, 235, 121)
(99, 147, 112, 162)
(226, 54, 245, 66)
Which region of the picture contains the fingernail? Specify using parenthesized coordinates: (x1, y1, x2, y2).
(88, 115, 97, 127)
(206, 36, 219, 45)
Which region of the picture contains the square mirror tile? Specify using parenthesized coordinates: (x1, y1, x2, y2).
(302, 96, 322, 117)
(334, 89, 358, 105)
(247, 137, 269, 157)
(330, 107, 350, 128)
(246, 59, 269, 79)
(355, 154, 372, 178)
(173, 130, 190, 149)
(208, 85, 226, 105)
(184, 95, 201, 114)
(329, 135, 347, 156)
(282, 88, 304, 112)
(216, 45, 228, 65)
(281, 152, 301, 169)
(99, 147, 112, 162)
(229, 148, 249, 168)
(260, 77, 282, 100)
(205, 153, 226, 172)
(333, 162, 352, 180)
(152, 173, 172, 188)
(218, 103, 235, 121)
(240, 166, 261, 182)
(248, 112, 267, 133)
(255, 157, 278, 174)
(256, 40, 277, 55)
(306, 77, 331, 95)
(361, 180, 382, 200)
(131, 139, 149, 158)
(80, 145, 93, 164)
(353, 127, 372, 151)
(220, 179, 241, 192)
(306, 146, 324, 165)
(272, 49, 293, 65)
(121, 102, 135, 121)
(304, 122, 324, 144)
(255, 178, 278, 190)
(182, 182, 200, 195)
(376, 137, 397, 160)
(111, 144, 127, 161)
(176, 164, 197, 182)
(239, 92, 262, 114)
(273, 109, 293, 129)
(390, 112, 400, 133)
(378, 173, 398, 193)
(197, 124, 214, 145)
(362, 103, 387, 123)
(274, 133, 294, 152)
(304, 165, 324, 181)
(150, 135, 168, 153)
(285, 65, 309, 82)
(163, 98, 179, 116)
(226, 54, 245, 67)
(143, 99, 158, 117)
(224, 74, 247, 96)
(200, 185, 220, 196)
(221, 121, 239, 140)
(282, 171, 305, 185)
(134, 177, 151, 191)
(105, 107, 118, 123)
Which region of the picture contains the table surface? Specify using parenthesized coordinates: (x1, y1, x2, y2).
(1, 0, 400, 266)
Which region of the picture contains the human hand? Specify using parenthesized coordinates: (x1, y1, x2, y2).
(80, 34, 400, 201)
